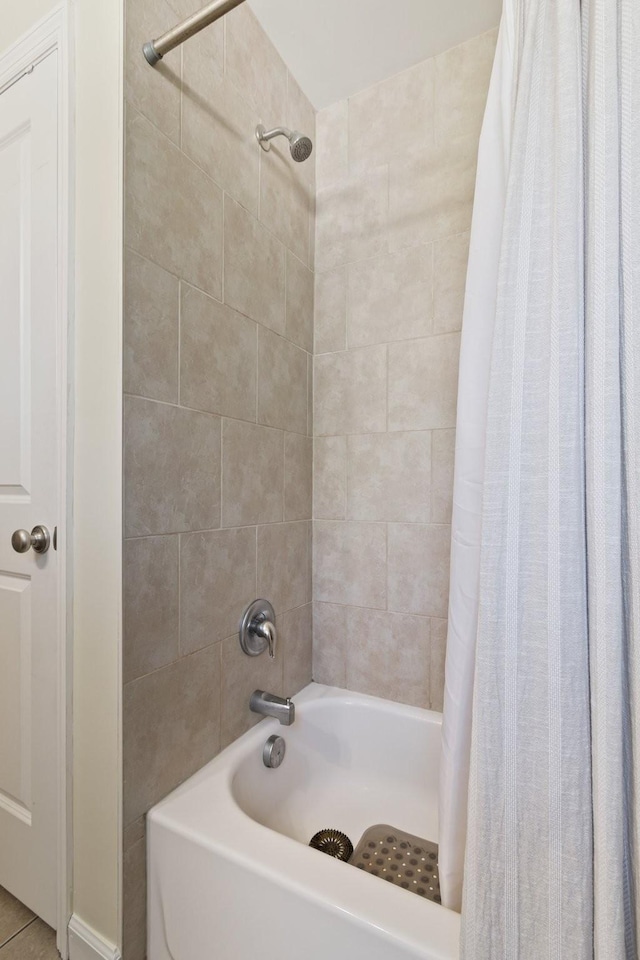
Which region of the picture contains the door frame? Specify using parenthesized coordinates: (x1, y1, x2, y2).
(0, 6, 72, 956)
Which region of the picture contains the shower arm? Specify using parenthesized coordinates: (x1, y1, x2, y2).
(258, 127, 293, 144)
(143, 0, 246, 66)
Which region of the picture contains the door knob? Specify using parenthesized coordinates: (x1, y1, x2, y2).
(11, 525, 51, 555)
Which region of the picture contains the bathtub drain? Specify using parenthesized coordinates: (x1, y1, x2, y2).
(308, 829, 354, 861)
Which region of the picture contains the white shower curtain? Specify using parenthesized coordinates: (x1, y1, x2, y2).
(437, 7, 514, 914)
(440, 0, 640, 954)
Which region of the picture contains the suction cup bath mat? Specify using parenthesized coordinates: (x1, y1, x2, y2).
(351, 824, 441, 903)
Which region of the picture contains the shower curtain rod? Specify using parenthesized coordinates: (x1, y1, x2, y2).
(143, 0, 246, 65)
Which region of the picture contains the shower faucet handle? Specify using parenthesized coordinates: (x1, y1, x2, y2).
(253, 617, 277, 659)
(239, 599, 277, 659)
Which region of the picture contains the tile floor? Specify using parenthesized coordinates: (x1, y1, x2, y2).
(0, 886, 59, 958)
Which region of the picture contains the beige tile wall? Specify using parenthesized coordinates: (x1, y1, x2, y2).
(312, 30, 497, 711)
(122, 3, 315, 956)
(122, 14, 496, 953)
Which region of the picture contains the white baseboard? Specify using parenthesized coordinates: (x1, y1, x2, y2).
(68, 915, 121, 960)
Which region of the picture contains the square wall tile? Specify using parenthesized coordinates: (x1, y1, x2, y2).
(312, 602, 347, 688)
(315, 165, 389, 273)
(348, 59, 435, 173)
(314, 436, 347, 520)
(315, 181, 349, 274)
(314, 345, 387, 436)
(123, 816, 145, 851)
(182, 65, 259, 217)
(433, 232, 470, 335)
(435, 30, 497, 146)
(220, 633, 284, 748)
(260, 146, 311, 266)
(124, 536, 179, 683)
(124, 248, 179, 403)
(389, 138, 477, 251)
(346, 608, 430, 708)
(123, 834, 147, 960)
(430, 618, 448, 711)
(348, 245, 433, 348)
(346, 164, 390, 265)
(388, 333, 460, 431)
(123, 644, 222, 824)
(387, 523, 451, 618)
(286, 251, 314, 352)
(258, 328, 308, 435)
(316, 100, 348, 190)
(431, 429, 456, 524)
(180, 283, 257, 421)
(125, 107, 223, 300)
(257, 521, 310, 614)
(287, 71, 316, 193)
(224, 196, 286, 334)
(125, 0, 184, 145)
(221, 420, 283, 526)
(285, 433, 312, 521)
(315, 267, 347, 355)
(224, 3, 287, 121)
(313, 521, 386, 609)
(180, 527, 257, 655)
(348, 432, 432, 523)
(124, 397, 221, 537)
(281, 603, 313, 696)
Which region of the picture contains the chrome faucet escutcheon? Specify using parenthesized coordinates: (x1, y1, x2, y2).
(239, 600, 277, 659)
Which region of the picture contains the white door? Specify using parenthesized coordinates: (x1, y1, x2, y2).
(0, 50, 61, 928)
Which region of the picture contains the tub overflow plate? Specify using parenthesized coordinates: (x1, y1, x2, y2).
(263, 734, 286, 768)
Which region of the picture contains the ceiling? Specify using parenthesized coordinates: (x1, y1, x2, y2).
(248, 0, 502, 111)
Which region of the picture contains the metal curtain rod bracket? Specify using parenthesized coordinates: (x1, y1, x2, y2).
(143, 0, 246, 66)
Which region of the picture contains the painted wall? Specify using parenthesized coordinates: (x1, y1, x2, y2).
(72, 0, 123, 948)
(1, 0, 60, 47)
(312, 30, 497, 710)
(121, 2, 315, 955)
(249, 0, 501, 108)
(1, 0, 124, 951)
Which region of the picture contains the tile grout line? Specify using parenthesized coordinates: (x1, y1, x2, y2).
(177, 531, 182, 658)
(344, 435, 350, 521)
(282, 422, 287, 521)
(385, 521, 389, 612)
(0, 916, 38, 952)
(177, 277, 182, 405)
(221, 190, 226, 306)
(124, 394, 311, 439)
(385, 342, 390, 434)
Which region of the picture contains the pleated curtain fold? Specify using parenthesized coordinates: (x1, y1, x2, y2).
(440, 0, 640, 956)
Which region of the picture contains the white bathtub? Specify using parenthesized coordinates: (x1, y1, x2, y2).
(148, 683, 460, 960)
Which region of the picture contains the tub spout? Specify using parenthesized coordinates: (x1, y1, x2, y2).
(250, 690, 295, 726)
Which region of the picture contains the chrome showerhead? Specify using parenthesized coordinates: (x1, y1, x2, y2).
(256, 124, 314, 163)
(288, 130, 313, 163)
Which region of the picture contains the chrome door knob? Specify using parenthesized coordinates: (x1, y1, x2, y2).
(11, 525, 51, 555)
